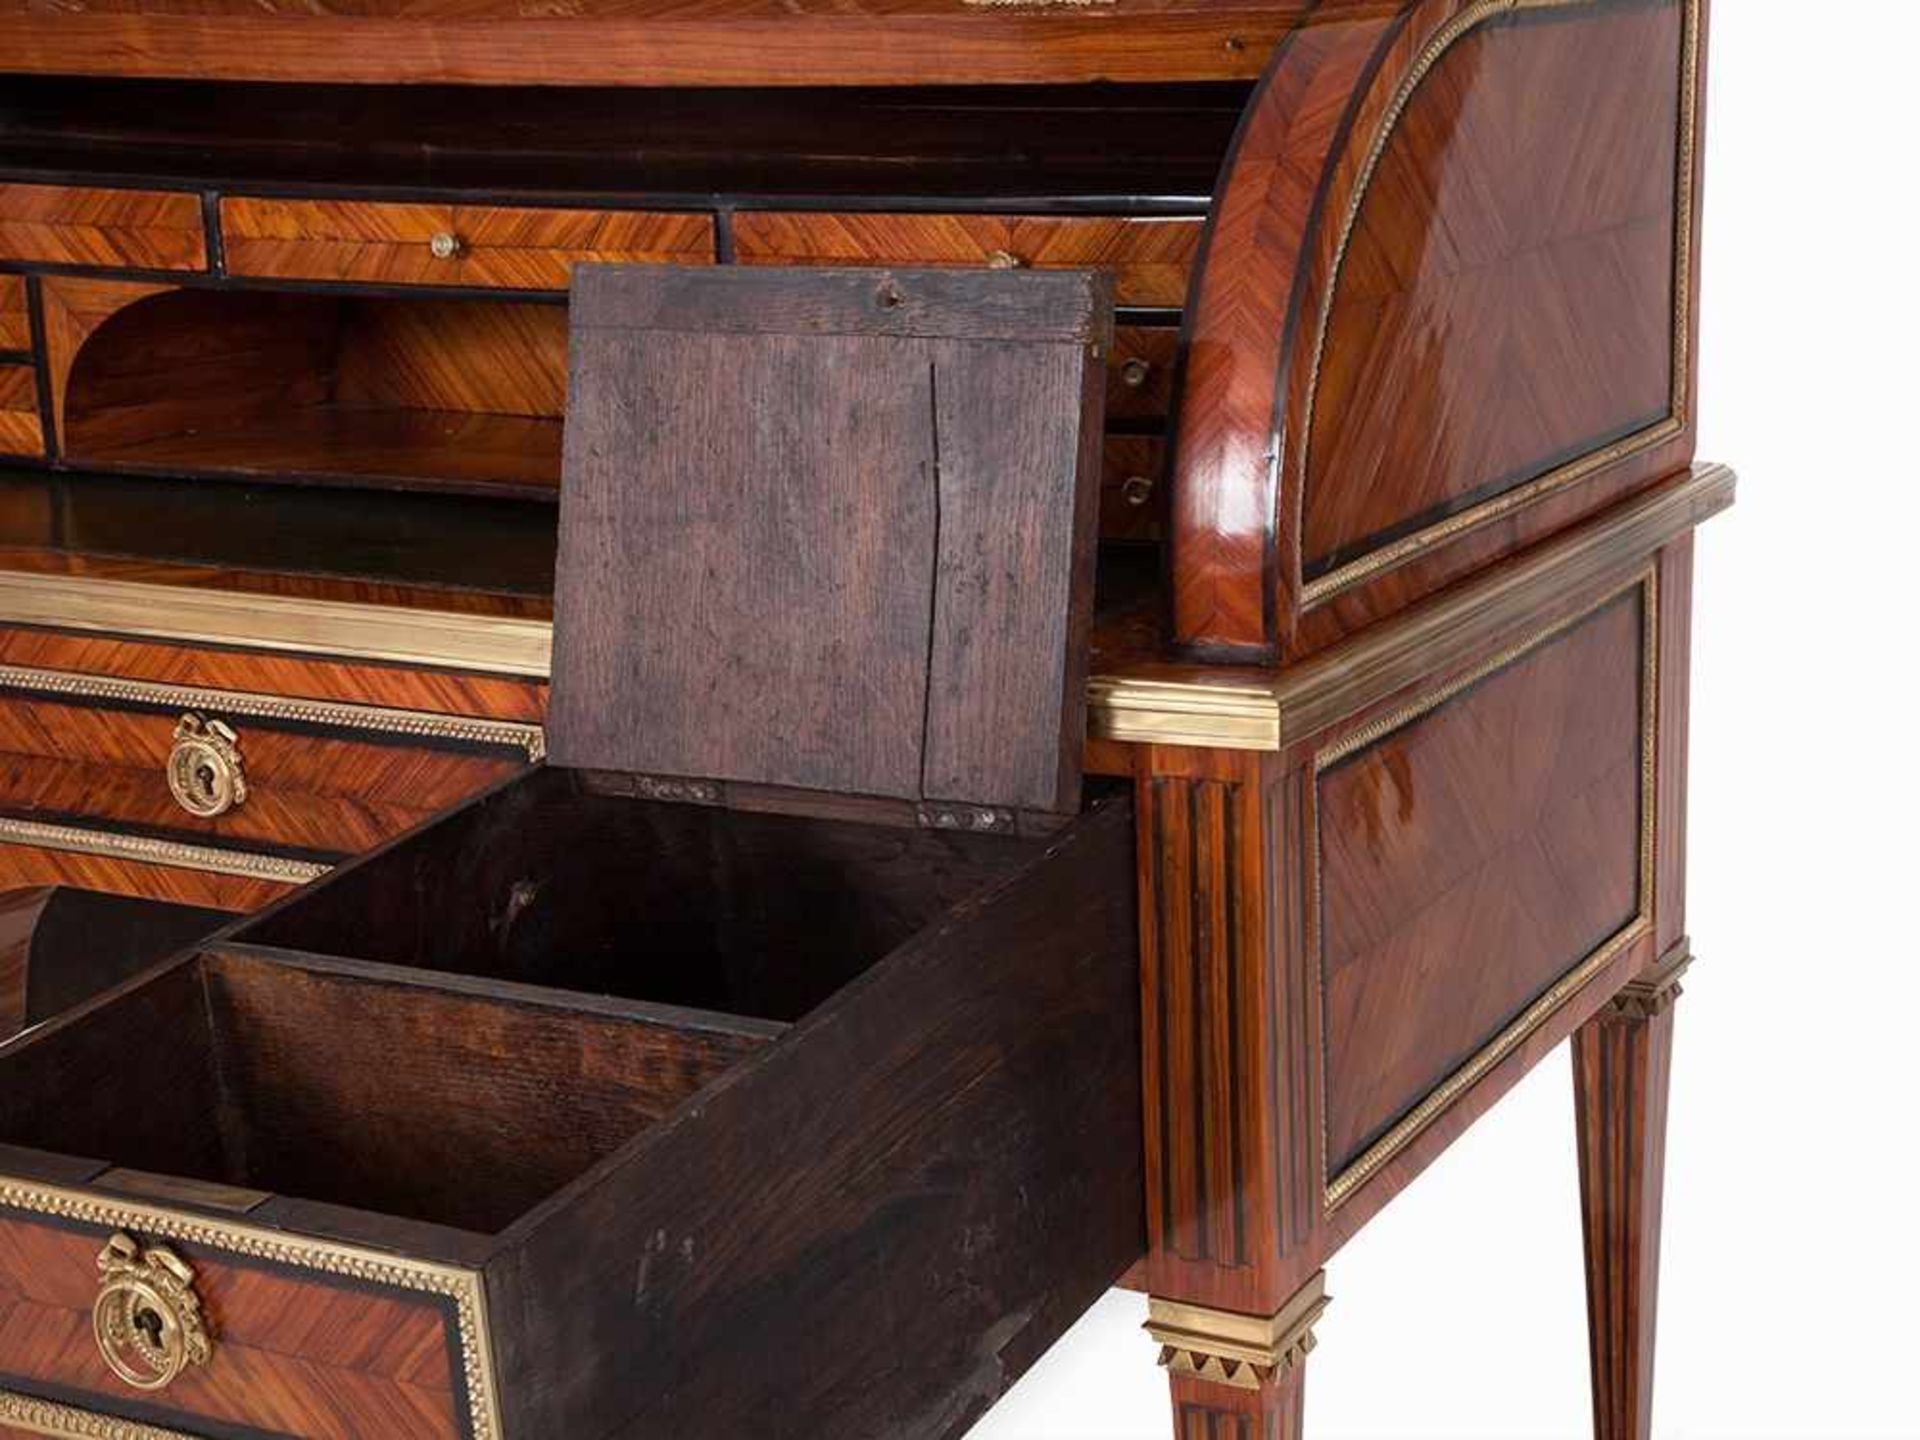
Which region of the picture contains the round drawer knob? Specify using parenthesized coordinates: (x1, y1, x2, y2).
(985, 249, 1026, 270)
(168, 713, 248, 819)
(1122, 475, 1157, 508)
(1120, 358, 1153, 389)
(428, 230, 465, 260)
(94, 1232, 213, 1393)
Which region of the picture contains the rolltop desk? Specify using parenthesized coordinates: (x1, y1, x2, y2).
(0, 4, 1730, 1438)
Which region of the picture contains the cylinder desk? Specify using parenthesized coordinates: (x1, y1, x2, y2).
(0, 3, 1729, 1437)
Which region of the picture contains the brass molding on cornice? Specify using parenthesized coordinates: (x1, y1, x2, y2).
(1147, 1272, 1330, 1391)
(0, 465, 1731, 754)
(0, 571, 553, 678)
(0, 1387, 204, 1439)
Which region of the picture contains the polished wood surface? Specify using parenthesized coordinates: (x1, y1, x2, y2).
(733, 212, 1203, 309)
(0, 842, 294, 911)
(1317, 588, 1645, 1171)
(1303, 0, 1681, 578)
(0, 184, 206, 272)
(1574, 954, 1684, 1440)
(0, 1206, 465, 1439)
(37, 275, 174, 446)
(1169, 0, 1702, 660)
(0, 277, 28, 352)
(550, 265, 1106, 819)
(0, 624, 546, 722)
(1172, 1372, 1306, 1440)
(222, 197, 716, 290)
(0, 691, 527, 858)
(0, 1, 1311, 87)
(0, 368, 39, 458)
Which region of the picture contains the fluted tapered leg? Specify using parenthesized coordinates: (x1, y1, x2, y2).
(1169, 1370, 1305, 1440)
(1573, 944, 1689, 1440)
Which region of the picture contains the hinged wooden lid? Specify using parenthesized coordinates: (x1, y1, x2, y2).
(547, 264, 1111, 825)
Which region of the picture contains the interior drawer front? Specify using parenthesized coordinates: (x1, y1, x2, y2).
(732, 211, 1203, 307)
(0, 1203, 477, 1440)
(0, 184, 207, 272)
(1101, 434, 1167, 542)
(0, 366, 40, 458)
(221, 197, 718, 289)
(1108, 324, 1179, 419)
(0, 687, 537, 858)
(0, 275, 28, 350)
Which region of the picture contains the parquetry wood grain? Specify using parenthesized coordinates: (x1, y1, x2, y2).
(1316, 589, 1645, 1172)
(0, 184, 206, 272)
(222, 197, 715, 290)
(0, 370, 40, 459)
(733, 212, 1202, 308)
(0, 278, 28, 352)
(0, 1209, 465, 1440)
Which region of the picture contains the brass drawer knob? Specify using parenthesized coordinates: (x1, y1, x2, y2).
(1120, 358, 1153, 389)
(168, 713, 247, 819)
(985, 249, 1026, 270)
(428, 230, 465, 260)
(94, 1232, 213, 1392)
(1122, 475, 1157, 507)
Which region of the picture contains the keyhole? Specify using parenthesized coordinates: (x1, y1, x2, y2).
(134, 1306, 165, 1348)
(195, 762, 217, 799)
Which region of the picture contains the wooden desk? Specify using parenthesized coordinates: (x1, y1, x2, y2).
(0, 4, 1729, 1436)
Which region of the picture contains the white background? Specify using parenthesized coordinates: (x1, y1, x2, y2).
(978, 4, 1920, 1436)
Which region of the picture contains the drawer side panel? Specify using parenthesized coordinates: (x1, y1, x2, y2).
(1316, 584, 1652, 1185)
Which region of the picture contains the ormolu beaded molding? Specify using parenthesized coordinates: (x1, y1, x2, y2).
(0, 817, 328, 885)
(1298, 0, 1701, 604)
(0, 1387, 204, 1439)
(0, 1176, 503, 1440)
(0, 662, 546, 760)
(1316, 569, 1661, 1210)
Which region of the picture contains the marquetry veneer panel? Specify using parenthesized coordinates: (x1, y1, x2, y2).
(732, 212, 1203, 308)
(1301, 0, 1684, 579)
(0, 1210, 465, 1440)
(0, 369, 39, 459)
(0, 277, 28, 352)
(1316, 587, 1649, 1179)
(0, 691, 532, 859)
(222, 197, 716, 290)
(0, 185, 206, 272)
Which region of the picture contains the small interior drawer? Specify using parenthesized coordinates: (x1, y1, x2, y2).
(732, 210, 1203, 307)
(0, 685, 536, 860)
(220, 197, 718, 290)
(1101, 434, 1168, 542)
(0, 767, 1142, 1438)
(0, 183, 207, 272)
(1108, 324, 1180, 419)
(0, 366, 40, 458)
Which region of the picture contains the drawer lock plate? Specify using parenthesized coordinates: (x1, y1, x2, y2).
(167, 713, 248, 819)
(93, 1231, 214, 1392)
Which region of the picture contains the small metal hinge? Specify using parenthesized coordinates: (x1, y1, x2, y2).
(915, 803, 1016, 834)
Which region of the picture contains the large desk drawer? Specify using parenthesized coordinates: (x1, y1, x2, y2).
(0, 671, 541, 860)
(0, 184, 207, 272)
(732, 211, 1203, 308)
(0, 772, 1141, 1438)
(221, 197, 717, 290)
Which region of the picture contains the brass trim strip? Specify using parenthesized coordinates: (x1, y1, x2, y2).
(1318, 568, 1661, 1209)
(0, 817, 328, 885)
(0, 1176, 503, 1440)
(1299, 0, 1701, 604)
(0, 1388, 205, 1439)
(0, 571, 552, 678)
(1085, 675, 1280, 750)
(0, 664, 545, 760)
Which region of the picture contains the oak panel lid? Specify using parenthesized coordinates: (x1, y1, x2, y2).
(547, 264, 1110, 823)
